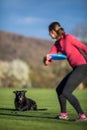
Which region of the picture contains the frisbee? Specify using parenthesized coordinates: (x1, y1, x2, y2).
(50, 54, 67, 60)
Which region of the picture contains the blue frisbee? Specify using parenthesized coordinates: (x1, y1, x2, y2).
(50, 54, 67, 60)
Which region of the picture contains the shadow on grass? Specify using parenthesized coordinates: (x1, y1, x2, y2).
(1, 108, 85, 124)
(0, 108, 48, 111)
(0, 107, 55, 120)
(0, 108, 15, 111)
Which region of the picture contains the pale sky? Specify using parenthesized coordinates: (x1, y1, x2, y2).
(0, 0, 87, 39)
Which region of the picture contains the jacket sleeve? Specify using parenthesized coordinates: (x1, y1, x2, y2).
(49, 43, 59, 54)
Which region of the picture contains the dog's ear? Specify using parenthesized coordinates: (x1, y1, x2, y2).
(24, 90, 27, 93)
(22, 90, 27, 93)
(13, 91, 17, 94)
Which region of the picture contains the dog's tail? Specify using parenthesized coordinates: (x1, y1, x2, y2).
(36, 108, 48, 111)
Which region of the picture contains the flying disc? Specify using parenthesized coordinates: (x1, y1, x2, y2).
(50, 54, 67, 60)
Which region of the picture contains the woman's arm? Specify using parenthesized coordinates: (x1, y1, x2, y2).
(71, 35, 87, 54)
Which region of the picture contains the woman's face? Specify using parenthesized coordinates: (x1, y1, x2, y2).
(49, 30, 58, 39)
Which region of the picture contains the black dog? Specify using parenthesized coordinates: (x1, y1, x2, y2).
(13, 90, 37, 111)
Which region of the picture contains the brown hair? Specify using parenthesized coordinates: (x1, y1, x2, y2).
(48, 22, 65, 37)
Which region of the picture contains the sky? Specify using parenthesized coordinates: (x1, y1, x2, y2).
(0, 0, 87, 39)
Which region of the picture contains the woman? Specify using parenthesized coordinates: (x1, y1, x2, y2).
(43, 22, 87, 121)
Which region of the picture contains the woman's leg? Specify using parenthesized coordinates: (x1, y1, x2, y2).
(56, 72, 72, 112)
(62, 64, 87, 114)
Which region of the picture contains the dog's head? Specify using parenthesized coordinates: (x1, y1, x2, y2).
(13, 90, 27, 103)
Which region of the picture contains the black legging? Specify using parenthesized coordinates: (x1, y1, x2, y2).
(56, 64, 87, 114)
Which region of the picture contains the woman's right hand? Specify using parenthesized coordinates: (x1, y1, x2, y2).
(43, 54, 52, 66)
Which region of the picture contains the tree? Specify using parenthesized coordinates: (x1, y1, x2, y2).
(0, 59, 32, 88)
(72, 24, 87, 42)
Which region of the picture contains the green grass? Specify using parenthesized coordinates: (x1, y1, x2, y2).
(0, 88, 87, 130)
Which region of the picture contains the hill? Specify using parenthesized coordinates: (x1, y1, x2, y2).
(0, 31, 74, 88)
(0, 31, 52, 67)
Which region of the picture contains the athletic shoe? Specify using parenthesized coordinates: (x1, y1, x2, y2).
(75, 114, 87, 122)
(70, 114, 87, 122)
(55, 112, 69, 120)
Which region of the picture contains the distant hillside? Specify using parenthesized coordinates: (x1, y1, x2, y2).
(1, 31, 86, 88)
(0, 31, 53, 68)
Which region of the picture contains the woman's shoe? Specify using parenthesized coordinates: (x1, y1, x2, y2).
(55, 112, 69, 120)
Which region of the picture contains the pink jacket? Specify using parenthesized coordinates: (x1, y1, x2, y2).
(49, 34, 87, 68)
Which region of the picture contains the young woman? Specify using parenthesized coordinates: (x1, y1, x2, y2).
(43, 22, 87, 121)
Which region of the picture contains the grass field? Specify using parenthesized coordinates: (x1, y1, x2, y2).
(0, 88, 87, 130)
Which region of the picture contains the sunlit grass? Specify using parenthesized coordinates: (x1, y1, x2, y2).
(0, 88, 87, 130)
